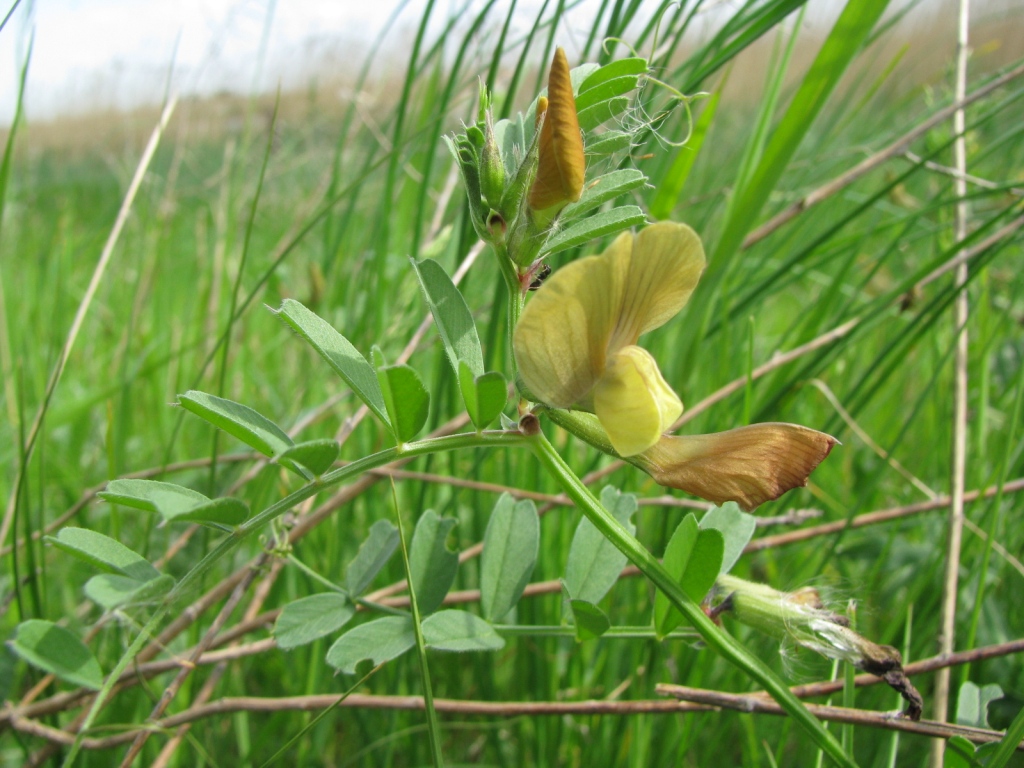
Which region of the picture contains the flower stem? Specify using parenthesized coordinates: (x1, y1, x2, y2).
(491, 240, 524, 383)
(527, 429, 858, 768)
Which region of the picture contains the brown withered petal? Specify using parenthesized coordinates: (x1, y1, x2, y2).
(528, 47, 585, 212)
(637, 423, 838, 511)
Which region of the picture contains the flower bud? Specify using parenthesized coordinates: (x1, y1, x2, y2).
(480, 112, 505, 211)
(528, 47, 585, 217)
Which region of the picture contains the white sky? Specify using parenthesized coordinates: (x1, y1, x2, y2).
(0, 0, 614, 125)
(0, 0, 413, 122)
(5, 0, 1008, 126)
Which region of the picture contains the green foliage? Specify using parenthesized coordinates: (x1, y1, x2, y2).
(273, 298, 391, 427)
(99, 479, 249, 529)
(955, 681, 1004, 728)
(47, 528, 174, 610)
(700, 502, 758, 576)
(480, 494, 539, 622)
(411, 257, 506, 429)
(421, 609, 504, 652)
(278, 439, 340, 477)
(346, 519, 400, 596)
(566, 595, 612, 641)
(654, 514, 724, 639)
(562, 486, 636, 606)
(411, 258, 485, 377)
(408, 509, 459, 615)
(458, 363, 507, 431)
(178, 390, 293, 457)
(47, 528, 161, 581)
(10, 621, 104, 691)
(541, 205, 648, 257)
(326, 616, 416, 675)
(274, 594, 356, 650)
(373, 351, 431, 444)
(4, 0, 1024, 763)
(83, 573, 174, 611)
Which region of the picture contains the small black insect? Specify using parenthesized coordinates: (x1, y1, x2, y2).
(528, 262, 552, 291)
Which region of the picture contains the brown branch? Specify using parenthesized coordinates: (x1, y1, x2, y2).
(654, 685, 1020, 749)
(745, 477, 1024, 552)
(915, 213, 1024, 291)
(5, 626, 1022, 752)
(118, 555, 261, 764)
(786, 637, 1024, 700)
(11, 667, 1024, 755)
(742, 60, 1024, 249)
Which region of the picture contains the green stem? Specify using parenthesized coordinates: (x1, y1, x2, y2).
(495, 625, 698, 640)
(392, 480, 444, 767)
(527, 430, 857, 768)
(491, 240, 524, 384)
(61, 428, 527, 767)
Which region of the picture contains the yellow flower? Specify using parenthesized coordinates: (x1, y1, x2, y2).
(528, 47, 585, 215)
(514, 222, 704, 456)
(515, 220, 838, 509)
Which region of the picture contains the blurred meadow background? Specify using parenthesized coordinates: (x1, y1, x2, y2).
(1, 0, 1023, 765)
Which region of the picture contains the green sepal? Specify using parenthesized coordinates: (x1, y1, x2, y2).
(479, 113, 506, 211)
(444, 134, 489, 239)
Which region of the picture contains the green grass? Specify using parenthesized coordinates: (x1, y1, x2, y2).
(1, 0, 1024, 765)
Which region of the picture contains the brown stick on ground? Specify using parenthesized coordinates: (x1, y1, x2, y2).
(655, 685, 1021, 750)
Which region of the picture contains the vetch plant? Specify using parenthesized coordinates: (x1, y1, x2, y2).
(13, 46, 931, 768)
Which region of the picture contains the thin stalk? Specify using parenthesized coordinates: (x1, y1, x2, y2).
(527, 429, 857, 767)
(392, 480, 444, 767)
(491, 240, 524, 382)
(931, 0, 971, 763)
(494, 625, 698, 640)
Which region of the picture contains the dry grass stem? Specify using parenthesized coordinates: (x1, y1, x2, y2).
(742, 59, 1024, 250)
(931, 2, 973, 762)
(745, 477, 1024, 552)
(0, 95, 179, 552)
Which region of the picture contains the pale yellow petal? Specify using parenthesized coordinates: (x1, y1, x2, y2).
(592, 345, 682, 457)
(609, 222, 706, 351)
(638, 423, 838, 511)
(514, 251, 621, 407)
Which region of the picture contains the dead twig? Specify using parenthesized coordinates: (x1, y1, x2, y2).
(742, 60, 1024, 249)
(655, 685, 1020, 750)
(744, 477, 1024, 552)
